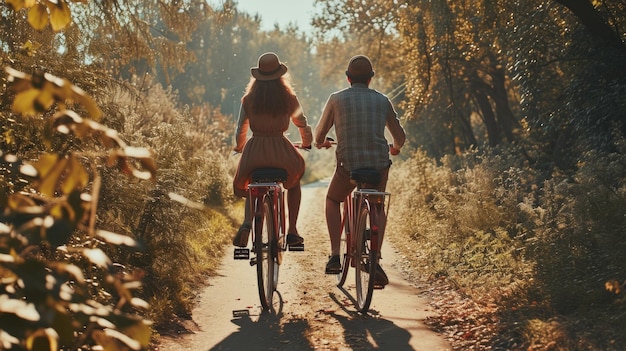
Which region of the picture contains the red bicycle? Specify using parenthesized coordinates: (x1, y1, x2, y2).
(233, 153, 306, 310)
(335, 169, 390, 312)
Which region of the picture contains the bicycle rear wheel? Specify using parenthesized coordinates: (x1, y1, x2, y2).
(354, 203, 376, 312)
(255, 195, 277, 310)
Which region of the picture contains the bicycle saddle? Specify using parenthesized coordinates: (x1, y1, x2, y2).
(350, 168, 381, 185)
(251, 168, 288, 183)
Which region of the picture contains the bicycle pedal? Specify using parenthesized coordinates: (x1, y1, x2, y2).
(233, 248, 249, 260)
(288, 243, 304, 251)
(374, 284, 386, 290)
(232, 309, 250, 318)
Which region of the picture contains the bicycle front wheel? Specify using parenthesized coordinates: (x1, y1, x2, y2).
(354, 203, 376, 312)
(336, 202, 350, 287)
(255, 195, 277, 310)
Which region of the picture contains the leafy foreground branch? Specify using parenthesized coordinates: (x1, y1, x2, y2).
(1, 67, 156, 350)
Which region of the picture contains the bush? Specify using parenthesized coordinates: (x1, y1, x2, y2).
(96, 77, 236, 327)
(388, 148, 534, 300)
(388, 138, 626, 349)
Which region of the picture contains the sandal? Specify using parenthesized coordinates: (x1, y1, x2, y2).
(233, 223, 251, 247)
(286, 233, 304, 246)
(325, 255, 341, 274)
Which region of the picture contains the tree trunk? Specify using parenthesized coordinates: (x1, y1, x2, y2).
(490, 68, 520, 143)
(471, 79, 500, 147)
(552, 0, 625, 48)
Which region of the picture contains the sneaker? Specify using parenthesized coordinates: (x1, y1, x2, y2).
(286, 233, 304, 245)
(232, 223, 251, 247)
(325, 255, 341, 274)
(374, 264, 389, 286)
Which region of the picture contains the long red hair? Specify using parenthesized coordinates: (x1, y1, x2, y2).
(242, 75, 298, 116)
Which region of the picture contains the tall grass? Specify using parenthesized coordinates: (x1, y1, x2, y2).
(96, 77, 237, 329)
(388, 140, 626, 349)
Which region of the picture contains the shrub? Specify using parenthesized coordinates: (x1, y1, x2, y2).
(96, 77, 236, 328)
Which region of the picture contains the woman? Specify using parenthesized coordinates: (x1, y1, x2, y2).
(232, 52, 312, 247)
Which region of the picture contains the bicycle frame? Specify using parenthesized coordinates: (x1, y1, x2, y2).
(248, 182, 287, 256)
(337, 183, 390, 313)
(342, 189, 390, 263)
(354, 189, 389, 249)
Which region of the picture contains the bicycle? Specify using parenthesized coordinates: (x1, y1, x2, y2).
(334, 168, 391, 313)
(233, 150, 307, 310)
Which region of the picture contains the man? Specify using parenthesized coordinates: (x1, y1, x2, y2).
(314, 55, 406, 286)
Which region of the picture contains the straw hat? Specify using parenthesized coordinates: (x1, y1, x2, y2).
(251, 52, 288, 81)
(345, 55, 375, 79)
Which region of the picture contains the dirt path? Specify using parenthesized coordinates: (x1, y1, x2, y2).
(157, 181, 452, 350)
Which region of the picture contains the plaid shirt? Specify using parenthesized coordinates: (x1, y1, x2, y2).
(314, 83, 406, 171)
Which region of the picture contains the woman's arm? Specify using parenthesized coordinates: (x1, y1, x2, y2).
(233, 103, 249, 152)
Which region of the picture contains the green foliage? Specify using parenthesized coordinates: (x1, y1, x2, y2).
(95, 76, 236, 328)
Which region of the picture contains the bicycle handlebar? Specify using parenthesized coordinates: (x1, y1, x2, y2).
(317, 137, 400, 155)
(232, 141, 311, 156)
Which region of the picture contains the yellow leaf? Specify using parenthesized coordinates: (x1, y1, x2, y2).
(25, 328, 58, 351)
(47, 0, 71, 31)
(50, 202, 74, 222)
(6, 0, 33, 11)
(6, 0, 22, 11)
(61, 155, 89, 194)
(12, 89, 39, 115)
(7, 193, 37, 210)
(73, 89, 103, 120)
(34, 86, 55, 112)
(33, 153, 59, 177)
(33, 154, 68, 197)
(28, 3, 49, 31)
(3, 130, 14, 145)
(121, 321, 152, 349)
(20, 40, 42, 57)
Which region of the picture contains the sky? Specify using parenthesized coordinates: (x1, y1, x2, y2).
(234, 0, 317, 33)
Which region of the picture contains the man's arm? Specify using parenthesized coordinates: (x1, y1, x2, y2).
(385, 100, 406, 150)
(314, 96, 335, 148)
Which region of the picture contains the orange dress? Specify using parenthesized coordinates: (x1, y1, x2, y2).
(232, 97, 312, 198)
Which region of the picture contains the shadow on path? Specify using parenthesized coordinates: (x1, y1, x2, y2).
(328, 289, 414, 350)
(209, 312, 313, 351)
(209, 290, 314, 351)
